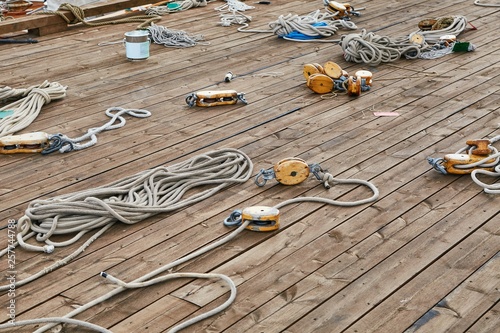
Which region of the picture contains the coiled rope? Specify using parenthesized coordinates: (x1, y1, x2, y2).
(0, 80, 67, 138)
(340, 15, 469, 65)
(238, 9, 357, 42)
(0, 149, 379, 333)
(340, 29, 421, 65)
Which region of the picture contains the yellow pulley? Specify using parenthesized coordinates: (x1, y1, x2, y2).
(306, 73, 334, 94)
(346, 76, 361, 96)
(186, 90, 247, 107)
(241, 206, 280, 232)
(273, 157, 310, 185)
(303, 63, 325, 80)
(323, 61, 343, 79)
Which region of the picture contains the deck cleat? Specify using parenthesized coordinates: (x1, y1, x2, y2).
(185, 90, 247, 107)
(0, 132, 50, 154)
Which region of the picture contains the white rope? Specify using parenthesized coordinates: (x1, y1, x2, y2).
(238, 9, 356, 42)
(146, 23, 206, 47)
(474, 0, 500, 6)
(340, 29, 422, 65)
(2, 149, 379, 332)
(215, 0, 254, 27)
(0, 80, 67, 138)
(54, 107, 151, 153)
(340, 16, 469, 65)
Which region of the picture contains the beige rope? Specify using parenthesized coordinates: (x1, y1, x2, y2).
(0, 80, 67, 138)
(340, 16, 469, 65)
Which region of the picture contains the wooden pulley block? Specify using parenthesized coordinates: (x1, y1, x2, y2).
(410, 33, 425, 45)
(346, 76, 361, 96)
(323, 61, 343, 79)
(441, 153, 496, 175)
(355, 70, 373, 86)
(241, 206, 280, 232)
(303, 63, 324, 80)
(307, 73, 334, 94)
(273, 157, 310, 185)
(418, 19, 437, 31)
(466, 139, 492, 156)
(327, 1, 346, 12)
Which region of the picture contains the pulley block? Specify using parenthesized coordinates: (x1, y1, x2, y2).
(185, 90, 248, 107)
(273, 157, 310, 185)
(241, 206, 280, 232)
(303, 63, 325, 80)
(0, 132, 50, 154)
(428, 139, 498, 174)
(255, 158, 326, 187)
(323, 61, 343, 79)
(306, 73, 335, 94)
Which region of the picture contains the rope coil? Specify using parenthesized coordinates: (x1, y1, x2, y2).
(0, 80, 67, 138)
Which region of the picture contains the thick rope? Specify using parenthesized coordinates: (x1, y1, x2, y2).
(340, 16, 469, 65)
(474, 0, 500, 6)
(47, 107, 151, 153)
(42, 3, 161, 29)
(0, 80, 67, 138)
(238, 9, 357, 42)
(147, 23, 206, 47)
(215, 0, 254, 27)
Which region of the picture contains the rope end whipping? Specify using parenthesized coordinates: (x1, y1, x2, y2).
(44, 245, 55, 253)
(100, 272, 108, 278)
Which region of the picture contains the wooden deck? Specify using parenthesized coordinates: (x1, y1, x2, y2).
(1, 0, 499, 332)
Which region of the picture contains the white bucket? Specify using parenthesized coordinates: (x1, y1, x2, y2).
(124, 30, 150, 60)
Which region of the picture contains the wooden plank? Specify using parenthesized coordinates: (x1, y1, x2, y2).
(0, 0, 159, 36)
(402, 252, 500, 333)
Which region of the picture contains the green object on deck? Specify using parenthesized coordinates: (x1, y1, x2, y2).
(452, 42, 474, 52)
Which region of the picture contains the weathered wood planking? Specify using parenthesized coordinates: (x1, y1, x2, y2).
(0, 0, 499, 332)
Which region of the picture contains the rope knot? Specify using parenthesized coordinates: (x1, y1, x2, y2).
(29, 87, 52, 103)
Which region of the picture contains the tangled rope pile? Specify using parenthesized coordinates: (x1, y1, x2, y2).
(215, 0, 254, 27)
(147, 23, 206, 47)
(0, 81, 67, 138)
(239, 9, 357, 42)
(8, 148, 253, 255)
(340, 15, 470, 65)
